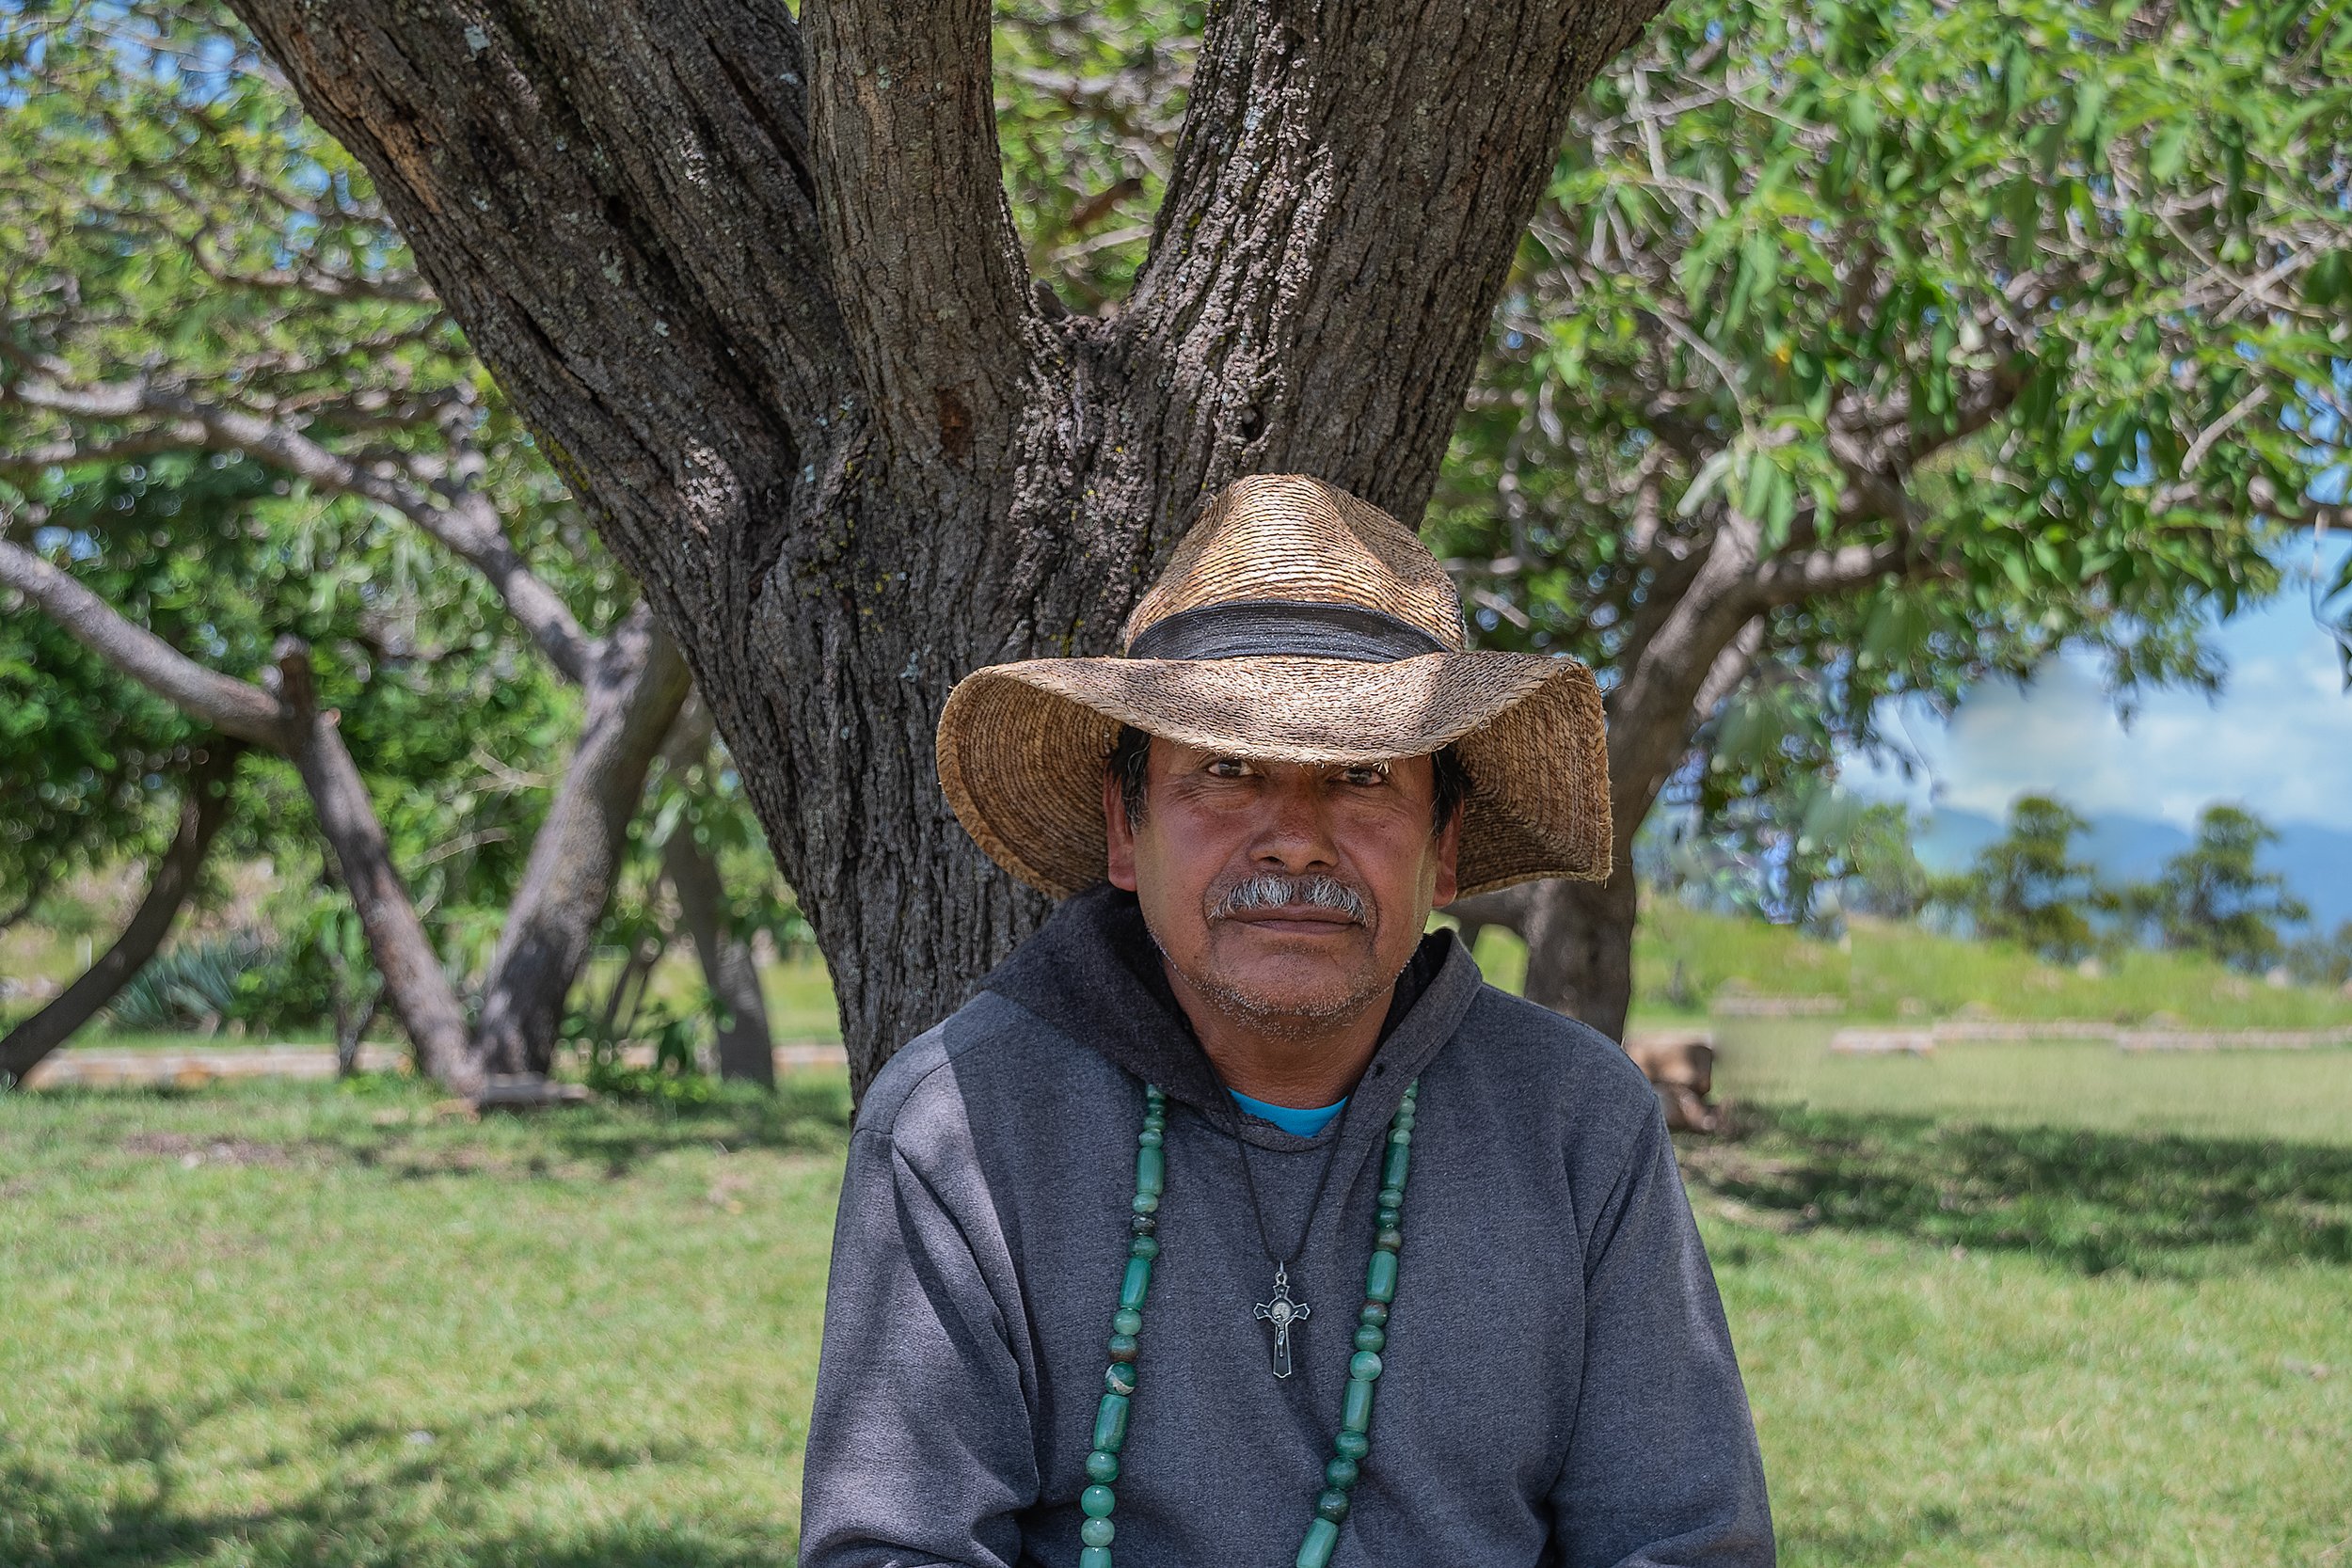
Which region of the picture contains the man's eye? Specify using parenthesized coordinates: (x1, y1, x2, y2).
(1206, 758, 1253, 779)
(1339, 766, 1389, 787)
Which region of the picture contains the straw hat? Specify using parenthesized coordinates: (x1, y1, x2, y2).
(935, 474, 1611, 899)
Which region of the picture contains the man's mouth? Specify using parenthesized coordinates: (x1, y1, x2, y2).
(1218, 905, 1362, 935)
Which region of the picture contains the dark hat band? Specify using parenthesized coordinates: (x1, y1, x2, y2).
(1124, 599, 1452, 663)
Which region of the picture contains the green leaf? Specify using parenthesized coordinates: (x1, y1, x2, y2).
(1741, 449, 1779, 521)
(2149, 119, 2193, 182)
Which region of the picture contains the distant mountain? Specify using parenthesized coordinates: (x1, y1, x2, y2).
(1915, 807, 2352, 932)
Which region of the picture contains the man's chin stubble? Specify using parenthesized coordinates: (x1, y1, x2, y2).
(1146, 917, 1405, 1039)
(1190, 972, 1389, 1037)
(1178, 927, 1401, 1037)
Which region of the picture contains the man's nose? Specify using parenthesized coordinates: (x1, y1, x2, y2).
(1248, 769, 1339, 870)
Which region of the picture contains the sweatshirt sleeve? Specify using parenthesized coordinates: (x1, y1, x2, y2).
(798, 1122, 1038, 1568)
(1549, 1107, 1776, 1567)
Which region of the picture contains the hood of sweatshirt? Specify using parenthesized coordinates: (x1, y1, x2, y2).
(980, 880, 1483, 1145)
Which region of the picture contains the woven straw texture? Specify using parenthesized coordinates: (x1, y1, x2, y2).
(1121, 474, 1468, 651)
(936, 475, 1612, 899)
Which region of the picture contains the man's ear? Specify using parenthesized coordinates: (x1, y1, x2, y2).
(1104, 768, 1140, 892)
(1430, 807, 1462, 910)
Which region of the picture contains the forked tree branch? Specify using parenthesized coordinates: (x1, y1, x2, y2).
(0, 538, 477, 1088)
(219, 0, 1686, 1088)
(470, 606, 692, 1075)
(269, 635, 478, 1091)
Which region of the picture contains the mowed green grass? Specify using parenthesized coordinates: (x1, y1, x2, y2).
(1705, 1124, 2352, 1564)
(1710, 1020, 2352, 1148)
(0, 1077, 853, 1568)
(6, 1058, 2350, 1567)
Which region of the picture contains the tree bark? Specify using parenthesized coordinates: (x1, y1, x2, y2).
(662, 821, 775, 1085)
(1444, 860, 1635, 1044)
(324, 941, 380, 1076)
(1514, 844, 1643, 1042)
(473, 607, 692, 1075)
(225, 0, 1671, 1097)
(0, 741, 243, 1088)
(657, 711, 776, 1085)
(270, 638, 482, 1092)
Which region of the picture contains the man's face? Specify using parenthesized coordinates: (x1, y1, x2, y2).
(1104, 737, 1461, 1033)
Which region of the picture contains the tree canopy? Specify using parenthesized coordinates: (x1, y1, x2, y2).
(1955, 794, 2106, 962)
(1, 2, 787, 1089)
(2127, 802, 2310, 971)
(1429, 0, 2351, 1027)
(7, 0, 2346, 1085)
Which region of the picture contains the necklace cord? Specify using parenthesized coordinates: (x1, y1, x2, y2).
(1232, 1097, 1356, 1270)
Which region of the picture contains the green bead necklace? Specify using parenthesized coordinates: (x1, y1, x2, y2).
(1075, 1079, 1421, 1568)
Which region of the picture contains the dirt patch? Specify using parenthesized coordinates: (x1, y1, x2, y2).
(121, 1132, 304, 1168)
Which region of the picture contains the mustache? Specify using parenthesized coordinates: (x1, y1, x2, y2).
(1207, 872, 1370, 925)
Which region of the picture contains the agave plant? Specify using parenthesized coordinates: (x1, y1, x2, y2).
(105, 935, 273, 1036)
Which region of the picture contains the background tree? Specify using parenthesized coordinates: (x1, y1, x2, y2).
(2286, 921, 2352, 990)
(1629, 775, 1879, 931)
(1432, 0, 2351, 1036)
(166, 0, 1677, 1097)
(1952, 794, 2106, 964)
(1835, 802, 1935, 922)
(0, 7, 782, 1089)
(2123, 802, 2308, 972)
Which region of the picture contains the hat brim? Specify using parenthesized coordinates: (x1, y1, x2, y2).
(935, 652, 1612, 899)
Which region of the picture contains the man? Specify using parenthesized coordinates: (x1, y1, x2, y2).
(800, 475, 1773, 1566)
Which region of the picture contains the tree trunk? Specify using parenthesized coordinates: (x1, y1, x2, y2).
(325, 941, 380, 1077)
(473, 607, 692, 1074)
(1449, 584, 1769, 1036)
(271, 639, 480, 1093)
(1515, 847, 1642, 1042)
(662, 824, 775, 1085)
(0, 741, 243, 1088)
(1447, 857, 1639, 1043)
(647, 699, 775, 1082)
(227, 0, 1671, 1098)
(601, 924, 672, 1044)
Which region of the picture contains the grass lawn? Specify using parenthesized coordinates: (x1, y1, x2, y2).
(0, 1077, 853, 1568)
(1704, 1112, 2352, 1563)
(1708, 1019, 2352, 1148)
(6, 1057, 2349, 1566)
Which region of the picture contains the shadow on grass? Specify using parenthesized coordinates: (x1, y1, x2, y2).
(3, 1393, 795, 1568)
(1684, 1103, 2352, 1276)
(20, 1071, 855, 1186)
(325, 1073, 853, 1180)
(501, 1073, 855, 1178)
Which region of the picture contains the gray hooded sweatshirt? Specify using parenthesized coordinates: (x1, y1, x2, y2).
(799, 885, 1773, 1567)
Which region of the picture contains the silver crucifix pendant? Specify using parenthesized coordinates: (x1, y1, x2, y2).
(1252, 1263, 1311, 1379)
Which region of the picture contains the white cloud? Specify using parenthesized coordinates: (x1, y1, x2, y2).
(1846, 600, 2352, 831)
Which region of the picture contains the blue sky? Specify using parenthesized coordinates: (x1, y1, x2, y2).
(1847, 537, 2352, 833)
